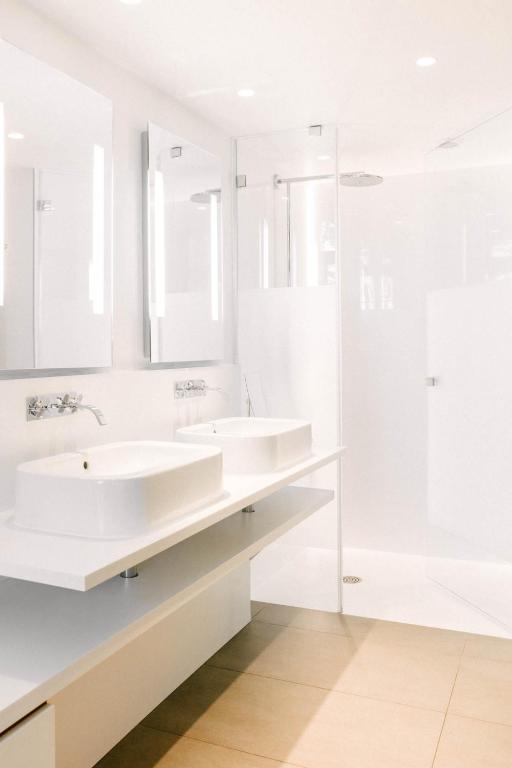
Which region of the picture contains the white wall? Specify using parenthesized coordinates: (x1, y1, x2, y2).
(0, 0, 239, 515)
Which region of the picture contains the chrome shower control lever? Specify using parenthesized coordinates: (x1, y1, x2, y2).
(175, 379, 208, 399)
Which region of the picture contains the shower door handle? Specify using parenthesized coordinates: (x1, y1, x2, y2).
(425, 376, 439, 387)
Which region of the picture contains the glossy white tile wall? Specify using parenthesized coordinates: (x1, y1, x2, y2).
(0, 0, 239, 516)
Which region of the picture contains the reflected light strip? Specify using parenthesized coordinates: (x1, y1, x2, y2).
(306, 182, 318, 286)
(154, 170, 166, 318)
(0, 103, 4, 307)
(91, 144, 105, 314)
(210, 192, 219, 321)
(262, 218, 269, 288)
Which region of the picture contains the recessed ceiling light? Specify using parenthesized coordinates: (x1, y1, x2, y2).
(119, 0, 142, 5)
(317, 155, 331, 161)
(416, 56, 437, 67)
(237, 88, 255, 98)
(7, 132, 24, 140)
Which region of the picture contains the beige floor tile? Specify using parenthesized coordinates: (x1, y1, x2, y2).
(143, 665, 444, 768)
(255, 603, 376, 638)
(434, 715, 512, 768)
(251, 601, 266, 618)
(256, 604, 466, 654)
(96, 725, 292, 767)
(464, 634, 512, 663)
(450, 657, 512, 726)
(208, 620, 459, 711)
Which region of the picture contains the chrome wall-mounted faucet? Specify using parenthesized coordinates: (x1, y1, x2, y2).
(174, 379, 221, 399)
(27, 392, 108, 426)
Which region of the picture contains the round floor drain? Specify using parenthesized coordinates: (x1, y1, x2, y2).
(343, 575, 362, 584)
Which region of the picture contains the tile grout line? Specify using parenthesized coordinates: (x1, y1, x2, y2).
(250, 618, 467, 655)
(448, 711, 512, 729)
(251, 603, 266, 619)
(430, 637, 467, 767)
(138, 723, 309, 768)
(205, 661, 448, 716)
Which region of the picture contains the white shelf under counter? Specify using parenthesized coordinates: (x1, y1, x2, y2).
(0, 447, 341, 590)
(0, 484, 333, 736)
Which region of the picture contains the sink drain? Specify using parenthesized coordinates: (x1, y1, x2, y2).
(343, 575, 362, 584)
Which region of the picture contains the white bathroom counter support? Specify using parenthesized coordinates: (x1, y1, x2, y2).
(0, 448, 341, 590)
(0, 484, 333, 734)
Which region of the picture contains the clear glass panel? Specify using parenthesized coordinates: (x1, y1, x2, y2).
(236, 126, 341, 612)
(425, 108, 512, 632)
(237, 126, 337, 289)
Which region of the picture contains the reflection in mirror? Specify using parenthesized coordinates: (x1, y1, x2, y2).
(236, 125, 338, 289)
(0, 39, 112, 372)
(145, 122, 224, 363)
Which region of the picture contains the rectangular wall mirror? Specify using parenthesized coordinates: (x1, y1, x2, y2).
(144, 121, 224, 364)
(0, 39, 113, 372)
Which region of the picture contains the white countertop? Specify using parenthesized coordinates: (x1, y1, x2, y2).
(0, 448, 341, 590)
(0, 484, 334, 734)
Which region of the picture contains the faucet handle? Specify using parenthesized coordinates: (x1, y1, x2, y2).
(27, 397, 45, 419)
(64, 392, 82, 408)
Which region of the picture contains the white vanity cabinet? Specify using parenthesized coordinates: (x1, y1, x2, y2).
(0, 705, 55, 768)
(0, 485, 336, 767)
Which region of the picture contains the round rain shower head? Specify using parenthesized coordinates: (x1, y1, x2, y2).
(190, 192, 211, 204)
(190, 188, 221, 204)
(339, 172, 384, 187)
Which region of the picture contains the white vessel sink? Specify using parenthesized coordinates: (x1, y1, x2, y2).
(176, 417, 312, 474)
(14, 441, 223, 539)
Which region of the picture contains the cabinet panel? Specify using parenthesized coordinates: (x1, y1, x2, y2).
(0, 705, 55, 768)
(51, 564, 250, 768)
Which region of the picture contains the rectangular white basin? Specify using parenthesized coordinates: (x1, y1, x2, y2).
(14, 441, 223, 539)
(176, 417, 312, 474)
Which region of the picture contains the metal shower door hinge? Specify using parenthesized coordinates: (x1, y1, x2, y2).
(37, 200, 55, 212)
(425, 376, 439, 387)
(236, 174, 247, 188)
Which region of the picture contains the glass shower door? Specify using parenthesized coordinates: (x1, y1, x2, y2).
(425, 107, 512, 632)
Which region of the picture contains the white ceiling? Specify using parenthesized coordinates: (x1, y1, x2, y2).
(21, 0, 512, 172)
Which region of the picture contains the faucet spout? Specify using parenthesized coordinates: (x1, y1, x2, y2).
(74, 403, 108, 426)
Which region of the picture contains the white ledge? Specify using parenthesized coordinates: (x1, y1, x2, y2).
(0, 447, 341, 590)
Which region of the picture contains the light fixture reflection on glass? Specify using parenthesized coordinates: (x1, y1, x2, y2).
(237, 88, 255, 98)
(7, 132, 24, 140)
(262, 218, 269, 289)
(306, 183, 318, 286)
(416, 56, 437, 67)
(0, 104, 4, 307)
(90, 144, 105, 315)
(210, 192, 219, 322)
(154, 170, 166, 318)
